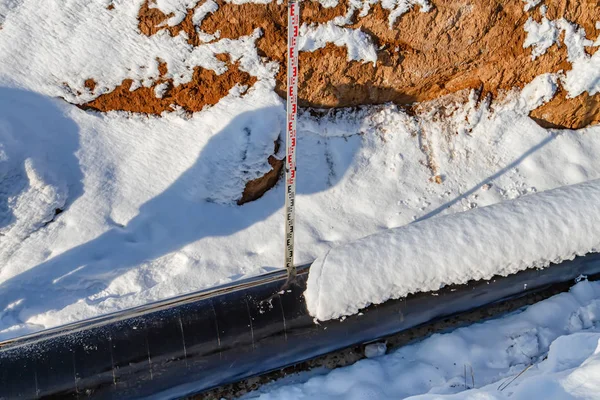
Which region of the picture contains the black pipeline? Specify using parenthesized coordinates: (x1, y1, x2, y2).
(2, 254, 600, 399)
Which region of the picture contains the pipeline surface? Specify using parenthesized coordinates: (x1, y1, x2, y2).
(2, 254, 600, 399)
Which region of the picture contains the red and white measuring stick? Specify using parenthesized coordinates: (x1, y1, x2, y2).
(285, 0, 299, 282)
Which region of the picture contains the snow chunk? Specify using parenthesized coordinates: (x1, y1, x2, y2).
(557, 19, 594, 63)
(154, 82, 169, 98)
(299, 22, 377, 65)
(151, 0, 200, 27)
(0, 88, 82, 242)
(305, 180, 600, 321)
(332, 0, 379, 26)
(523, 0, 542, 12)
(192, 0, 218, 26)
(193, 0, 220, 42)
(516, 73, 558, 112)
(381, 0, 431, 28)
(523, 16, 559, 60)
(330, 0, 431, 28)
(317, 0, 340, 8)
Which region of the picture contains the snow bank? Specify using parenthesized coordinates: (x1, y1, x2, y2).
(251, 280, 600, 399)
(305, 180, 600, 321)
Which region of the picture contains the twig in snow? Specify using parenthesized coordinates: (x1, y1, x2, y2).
(464, 364, 474, 389)
(498, 364, 533, 391)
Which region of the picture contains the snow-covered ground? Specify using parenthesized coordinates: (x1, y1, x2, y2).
(249, 279, 600, 399)
(0, 0, 600, 348)
(1, 55, 600, 341)
(3, 70, 600, 341)
(1, 0, 600, 398)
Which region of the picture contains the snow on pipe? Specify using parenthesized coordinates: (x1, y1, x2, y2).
(306, 179, 600, 321)
(2, 254, 600, 399)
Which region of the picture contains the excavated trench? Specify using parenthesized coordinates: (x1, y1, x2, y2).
(5, 3, 599, 396)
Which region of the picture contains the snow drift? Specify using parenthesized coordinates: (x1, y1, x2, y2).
(305, 179, 600, 321)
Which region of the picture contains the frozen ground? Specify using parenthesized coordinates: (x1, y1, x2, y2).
(248, 279, 600, 400)
(0, 0, 600, 346)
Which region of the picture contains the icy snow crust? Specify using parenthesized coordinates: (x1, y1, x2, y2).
(305, 179, 600, 321)
(251, 280, 600, 399)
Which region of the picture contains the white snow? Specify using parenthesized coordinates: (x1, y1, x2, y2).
(299, 22, 378, 64)
(523, 12, 600, 98)
(0, 89, 82, 244)
(0, 0, 600, 344)
(3, 70, 600, 339)
(151, 0, 199, 27)
(523, 16, 559, 60)
(306, 178, 600, 321)
(248, 279, 600, 399)
(381, 0, 431, 28)
(314, 0, 431, 27)
(522, 0, 542, 12)
(515, 73, 558, 111)
(154, 81, 169, 98)
(193, 0, 220, 42)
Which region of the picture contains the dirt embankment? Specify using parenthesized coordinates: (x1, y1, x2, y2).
(84, 0, 600, 130)
(80, 0, 600, 203)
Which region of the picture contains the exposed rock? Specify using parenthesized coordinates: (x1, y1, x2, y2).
(531, 89, 600, 130)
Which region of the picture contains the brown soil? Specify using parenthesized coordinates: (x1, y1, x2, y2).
(84, 78, 96, 92)
(531, 89, 600, 130)
(238, 143, 283, 205)
(81, 58, 257, 115)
